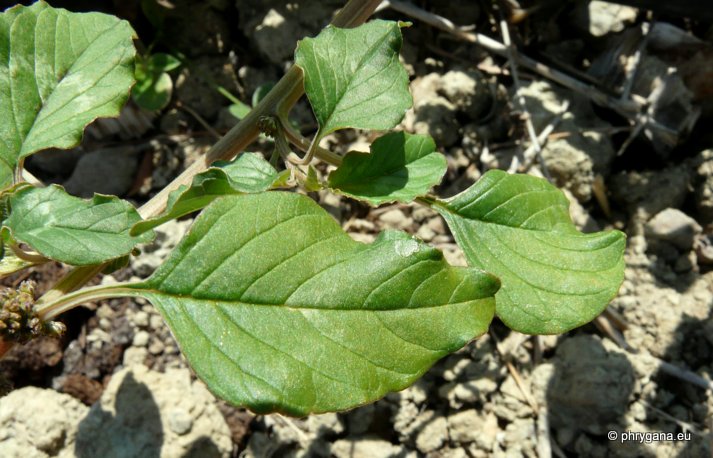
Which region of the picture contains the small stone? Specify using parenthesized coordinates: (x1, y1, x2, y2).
(415, 414, 448, 454)
(132, 330, 150, 347)
(416, 224, 436, 242)
(379, 209, 407, 226)
(123, 346, 148, 366)
(448, 410, 484, 444)
(63, 147, 138, 197)
(149, 314, 165, 330)
(331, 436, 406, 458)
(168, 408, 194, 435)
(148, 339, 165, 355)
(574, 0, 638, 37)
(133, 311, 150, 328)
(645, 208, 702, 251)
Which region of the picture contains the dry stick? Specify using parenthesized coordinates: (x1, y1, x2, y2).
(620, 22, 651, 102)
(10, 0, 386, 360)
(518, 101, 569, 173)
(499, 18, 550, 181)
(385, 0, 643, 119)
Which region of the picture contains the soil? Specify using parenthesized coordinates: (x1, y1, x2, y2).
(2, 1, 713, 457)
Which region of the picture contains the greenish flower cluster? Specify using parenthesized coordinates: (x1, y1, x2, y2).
(0, 282, 65, 343)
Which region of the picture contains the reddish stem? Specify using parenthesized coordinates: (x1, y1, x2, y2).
(0, 339, 14, 359)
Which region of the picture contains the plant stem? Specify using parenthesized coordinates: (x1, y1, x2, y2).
(0, 339, 12, 358)
(30, 0, 384, 328)
(37, 283, 140, 322)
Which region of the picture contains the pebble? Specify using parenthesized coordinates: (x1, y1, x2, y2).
(167, 408, 194, 435)
(133, 311, 150, 328)
(149, 314, 165, 330)
(132, 330, 150, 347)
(123, 347, 148, 366)
(148, 339, 166, 355)
(645, 208, 702, 251)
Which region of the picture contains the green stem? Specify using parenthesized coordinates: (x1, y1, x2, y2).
(36, 283, 140, 322)
(31, 0, 384, 329)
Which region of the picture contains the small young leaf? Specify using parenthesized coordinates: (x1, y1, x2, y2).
(0, 2, 136, 189)
(129, 192, 498, 415)
(328, 132, 446, 205)
(131, 153, 288, 235)
(2, 185, 153, 266)
(295, 20, 412, 141)
(435, 170, 626, 334)
(132, 68, 173, 112)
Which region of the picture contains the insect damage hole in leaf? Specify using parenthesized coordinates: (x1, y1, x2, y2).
(295, 20, 413, 143)
(0, 1, 136, 189)
(434, 170, 626, 335)
(122, 192, 500, 415)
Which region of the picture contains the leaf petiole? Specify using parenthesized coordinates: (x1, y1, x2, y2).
(35, 283, 139, 322)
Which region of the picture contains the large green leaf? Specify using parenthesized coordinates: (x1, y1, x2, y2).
(0, 2, 136, 188)
(329, 132, 446, 205)
(435, 170, 625, 334)
(130, 192, 498, 415)
(3, 185, 153, 266)
(131, 153, 288, 235)
(295, 20, 412, 141)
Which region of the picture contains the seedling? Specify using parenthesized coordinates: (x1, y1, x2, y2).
(0, 1, 624, 415)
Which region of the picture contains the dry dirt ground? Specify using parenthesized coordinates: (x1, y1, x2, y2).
(1, 1, 713, 457)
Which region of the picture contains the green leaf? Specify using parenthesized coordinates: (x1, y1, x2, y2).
(131, 153, 288, 236)
(129, 192, 498, 415)
(329, 132, 446, 206)
(147, 53, 181, 73)
(131, 53, 180, 111)
(0, 2, 136, 189)
(2, 185, 153, 266)
(251, 82, 275, 107)
(435, 170, 626, 335)
(228, 102, 251, 121)
(133, 68, 172, 111)
(295, 20, 412, 141)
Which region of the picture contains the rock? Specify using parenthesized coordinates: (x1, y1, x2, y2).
(28, 147, 84, 177)
(75, 365, 232, 458)
(645, 208, 702, 251)
(610, 165, 691, 222)
(379, 209, 408, 227)
(438, 70, 491, 120)
(175, 56, 239, 120)
(573, 1, 638, 37)
(331, 436, 407, 458)
(407, 74, 460, 147)
(162, 0, 230, 56)
(132, 330, 150, 347)
(694, 149, 713, 223)
(131, 219, 192, 277)
(447, 410, 484, 444)
(518, 80, 615, 201)
(236, 0, 343, 65)
(532, 335, 634, 435)
(63, 147, 139, 198)
(415, 414, 448, 454)
(0, 386, 89, 458)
